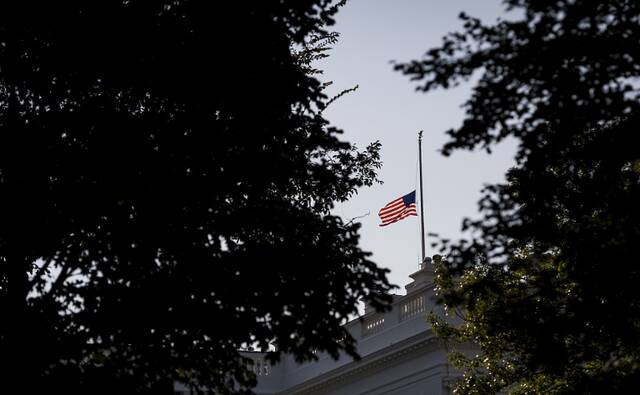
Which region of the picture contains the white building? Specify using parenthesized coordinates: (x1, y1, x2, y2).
(177, 260, 465, 394)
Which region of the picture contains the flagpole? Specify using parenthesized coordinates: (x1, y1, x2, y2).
(418, 131, 426, 264)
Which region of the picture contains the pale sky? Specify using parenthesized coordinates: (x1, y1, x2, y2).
(319, 0, 518, 291)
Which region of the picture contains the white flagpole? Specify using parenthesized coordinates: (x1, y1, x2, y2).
(418, 131, 426, 264)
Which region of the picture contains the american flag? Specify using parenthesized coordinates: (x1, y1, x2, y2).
(378, 190, 418, 226)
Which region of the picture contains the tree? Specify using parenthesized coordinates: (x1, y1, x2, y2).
(0, 1, 392, 393)
(396, 1, 640, 393)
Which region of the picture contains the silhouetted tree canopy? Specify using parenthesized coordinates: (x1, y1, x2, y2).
(397, 0, 640, 393)
(0, 1, 392, 393)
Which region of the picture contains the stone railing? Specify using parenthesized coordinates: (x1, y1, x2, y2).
(400, 294, 425, 321)
(361, 314, 385, 338)
(245, 353, 272, 376)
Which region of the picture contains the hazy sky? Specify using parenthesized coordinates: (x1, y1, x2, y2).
(319, 0, 518, 291)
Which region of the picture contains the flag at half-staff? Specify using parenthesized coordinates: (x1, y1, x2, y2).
(378, 190, 417, 226)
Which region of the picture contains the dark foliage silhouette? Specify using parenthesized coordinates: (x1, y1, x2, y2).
(0, 1, 392, 393)
(396, 0, 640, 393)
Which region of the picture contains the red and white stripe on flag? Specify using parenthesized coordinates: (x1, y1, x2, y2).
(378, 190, 417, 227)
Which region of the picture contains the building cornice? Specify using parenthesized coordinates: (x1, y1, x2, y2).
(278, 329, 446, 395)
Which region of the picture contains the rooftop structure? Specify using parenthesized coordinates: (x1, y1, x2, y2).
(177, 259, 465, 394)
